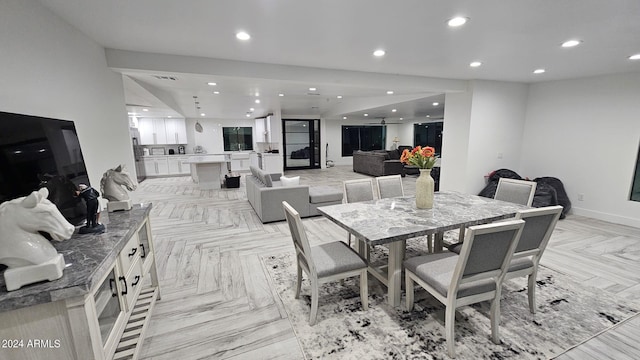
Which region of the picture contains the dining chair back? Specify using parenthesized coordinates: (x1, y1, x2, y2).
(376, 175, 404, 199)
(404, 219, 525, 358)
(342, 179, 376, 247)
(282, 201, 368, 325)
(506, 205, 563, 313)
(494, 178, 537, 206)
(343, 179, 376, 203)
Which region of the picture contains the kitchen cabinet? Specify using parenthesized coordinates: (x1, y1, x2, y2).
(143, 157, 169, 176)
(0, 205, 159, 360)
(139, 118, 186, 145)
(259, 153, 283, 173)
(168, 156, 191, 175)
(164, 118, 187, 144)
(230, 152, 251, 171)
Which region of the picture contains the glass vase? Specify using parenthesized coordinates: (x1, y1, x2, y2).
(415, 168, 435, 209)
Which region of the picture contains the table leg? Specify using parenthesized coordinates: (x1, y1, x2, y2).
(434, 232, 444, 252)
(387, 240, 405, 307)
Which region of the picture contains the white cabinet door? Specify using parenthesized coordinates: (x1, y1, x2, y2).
(152, 118, 167, 144)
(164, 118, 187, 144)
(178, 157, 191, 174)
(143, 158, 157, 175)
(155, 158, 169, 175)
(167, 157, 180, 174)
(262, 154, 283, 173)
(139, 118, 155, 145)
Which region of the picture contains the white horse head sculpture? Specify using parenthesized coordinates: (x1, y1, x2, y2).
(101, 165, 137, 202)
(0, 187, 75, 268)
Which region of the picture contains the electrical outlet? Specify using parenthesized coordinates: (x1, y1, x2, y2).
(578, 193, 584, 201)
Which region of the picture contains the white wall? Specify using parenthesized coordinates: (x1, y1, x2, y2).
(0, 0, 134, 197)
(521, 72, 640, 227)
(440, 81, 529, 194)
(185, 118, 256, 154)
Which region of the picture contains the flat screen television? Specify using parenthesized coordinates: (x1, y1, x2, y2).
(0, 111, 90, 225)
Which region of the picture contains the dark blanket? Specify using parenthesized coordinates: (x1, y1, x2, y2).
(478, 169, 570, 219)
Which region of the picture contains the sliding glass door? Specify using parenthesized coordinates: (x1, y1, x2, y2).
(283, 119, 320, 170)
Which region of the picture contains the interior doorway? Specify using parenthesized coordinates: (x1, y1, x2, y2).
(282, 119, 320, 170)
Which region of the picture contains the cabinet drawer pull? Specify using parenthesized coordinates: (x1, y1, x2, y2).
(132, 275, 141, 286)
(128, 247, 137, 257)
(119, 276, 128, 295)
(140, 243, 146, 258)
(109, 278, 118, 297)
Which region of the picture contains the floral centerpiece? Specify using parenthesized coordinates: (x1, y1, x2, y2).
(400, 146, 437, 169)
(401, 145, 437, 209)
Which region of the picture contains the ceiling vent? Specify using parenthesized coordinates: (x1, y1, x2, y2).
(152, 75, 178, 81)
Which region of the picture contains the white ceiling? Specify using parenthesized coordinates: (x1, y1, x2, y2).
(39, 0, 640, 121)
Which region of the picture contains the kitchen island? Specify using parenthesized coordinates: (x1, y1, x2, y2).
(0, 204, 160, 360)
(186, 154, 230, 189)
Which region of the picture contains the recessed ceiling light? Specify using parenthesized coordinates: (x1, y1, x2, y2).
(236, 31, 251, 40)
(279, 93, 284, 97)
(250, 108, 255, 111)
(533, 68, 546, 74)
(254, 92, 260, 97)
(469, 61, 482, 67)
(246, 113, 251, 117)
(364, 113, 369, 117)
(447, 16, 469, 27)
(343, 116, 347, 120)
(213, 91, 220, 94)
(392, 109, 397, 112)
(432, 102, 439, 106)
(373, 49, 386, 57)
(337, 95, 343, 99)
(426, 115, 431, 117)
(168, 116, 172, 118)
(629, 54, 640, 60)
(255, 99, 260, 104)
(561, 39, 582, 48)
(200, 113, 205, 117)
(207, 82, 217, 86)
(386, 90, 394, 95)
(142, 108, 149, 112)
(309, 87, 317, 91)
(399, 117, 404, 120)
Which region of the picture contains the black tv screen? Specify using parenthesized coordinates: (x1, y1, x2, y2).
(0, 111, 90, 225)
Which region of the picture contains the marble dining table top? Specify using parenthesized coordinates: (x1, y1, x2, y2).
(318, 191, 528, 246)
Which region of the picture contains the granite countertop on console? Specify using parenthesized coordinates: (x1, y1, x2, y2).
(0, 203, 152, 313)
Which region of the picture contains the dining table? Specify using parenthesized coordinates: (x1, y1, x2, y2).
(317, 191, 528, 307)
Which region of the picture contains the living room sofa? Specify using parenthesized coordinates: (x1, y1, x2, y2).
(352, 150, 405, 177)
(246, 166, 343, 223)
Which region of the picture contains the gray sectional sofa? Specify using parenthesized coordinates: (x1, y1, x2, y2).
(246, 166, 343, 223)
(352, 150, 405, 177)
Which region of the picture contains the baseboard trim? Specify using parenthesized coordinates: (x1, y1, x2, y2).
(571, 207, 640, 228)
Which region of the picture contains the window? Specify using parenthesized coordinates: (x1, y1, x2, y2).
(413, 122, 443, 156)
(341, 125, 386, 156)
(223, 127, 253, 151)
(631, 143, 640, 202)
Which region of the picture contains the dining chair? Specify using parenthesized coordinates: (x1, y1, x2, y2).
(343, 179, 376, 247)
(375, 174, 404, 199)
(282, 201, 368, 326)
(504, 205, 562, 313)
(447, 178, 537, 251)
(404, 219, 525, 358)
(494, 178, 537, 207)
(447, 206, 562, 314)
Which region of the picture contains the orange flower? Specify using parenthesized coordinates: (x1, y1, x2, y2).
(421, 146, 435, 158)
(400, 149, 410, 163)
(411, 146, 421, 155)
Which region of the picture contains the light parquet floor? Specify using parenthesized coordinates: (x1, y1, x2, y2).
(135, 166, 640, 360)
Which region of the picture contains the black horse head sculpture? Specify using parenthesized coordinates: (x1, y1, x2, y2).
(38, 174, 86, 225)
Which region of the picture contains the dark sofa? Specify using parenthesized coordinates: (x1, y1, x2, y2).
(352, 150, 404, 177)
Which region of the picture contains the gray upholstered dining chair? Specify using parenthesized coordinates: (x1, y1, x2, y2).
(448, 177, 537, 250)
(504, 205, 562, 313)
(375, 174, 404, 199)
(343, 179, 376, 246)
(494, 178, 537, 207)
(404, 220, 525, 358)
(282, 201, 368, 326)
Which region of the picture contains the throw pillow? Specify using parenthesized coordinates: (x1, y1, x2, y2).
(280, 175, 300, 187)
